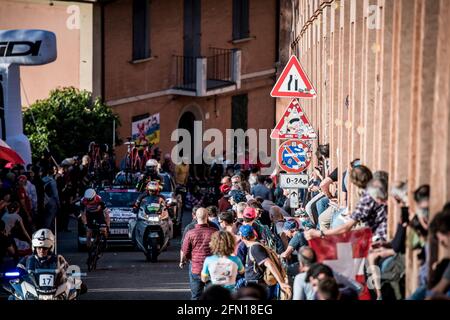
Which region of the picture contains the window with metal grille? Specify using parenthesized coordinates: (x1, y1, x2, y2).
(232, 0, 250, 40)
(132, 0, 150, 61)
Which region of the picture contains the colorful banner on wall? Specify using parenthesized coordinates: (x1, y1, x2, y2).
(131, 113, 160, 147)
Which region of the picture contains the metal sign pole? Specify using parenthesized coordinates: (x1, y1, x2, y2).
(113, 119, 116, 150)
(54, 216, 57, 256)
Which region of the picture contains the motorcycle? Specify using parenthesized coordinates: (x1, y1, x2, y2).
(130, 195, 171, 263)
(1, 268, 86, 300)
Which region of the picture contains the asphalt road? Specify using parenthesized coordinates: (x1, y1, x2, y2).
(57, 211, 192, 300)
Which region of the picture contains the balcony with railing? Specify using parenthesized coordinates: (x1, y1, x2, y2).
(172, 48, 241, 96)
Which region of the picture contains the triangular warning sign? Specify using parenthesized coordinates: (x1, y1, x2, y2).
(271, 56, 317, 99)
(271, 99, 317, 140)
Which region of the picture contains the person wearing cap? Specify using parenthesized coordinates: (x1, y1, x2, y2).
(228, 203, 250, 267)
(228, 190, 247, 212)
(231, 202, 247, 235)
(242, 207, 264, 240)
(238, 224, 291, 299)
(228, 190, 246, 205)
(248, 199, 271, 227)
(221, 176, 232, 188)
(280, 220, 308, 260)
(218, 184, 232, 212)
(234, 206, 263, 272)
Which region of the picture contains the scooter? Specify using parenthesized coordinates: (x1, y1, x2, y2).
(130, 195, 171, 262)
(1, 268, 86, 300)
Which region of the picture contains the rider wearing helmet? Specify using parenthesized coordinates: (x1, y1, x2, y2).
(15, 229, 87, 299)
(80, 188, 110, 248)
(17, 229, 68, 277)
(135, 181, 172, 231)
(136, 159, 164, 192)
(134, 180, 166, 212)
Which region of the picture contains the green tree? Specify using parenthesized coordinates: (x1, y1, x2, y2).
(23, 87, 121, 162)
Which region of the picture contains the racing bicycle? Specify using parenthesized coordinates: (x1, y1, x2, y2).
(86, 221, 107, 272)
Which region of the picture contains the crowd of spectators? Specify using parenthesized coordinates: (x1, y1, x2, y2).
(178, 145, 450, 300)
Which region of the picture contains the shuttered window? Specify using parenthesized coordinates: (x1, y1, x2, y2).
(232, 0, 250, 40)
(132, 0, 150, 60)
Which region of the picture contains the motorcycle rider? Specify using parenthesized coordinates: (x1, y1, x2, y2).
(133, 181, 173, 254)
(17, 229, 66, 273)
(134, 181, 168, 219)
(13, 229, 87, 299)
(80, 188, 110, 249)
(136, 159, 164, 192)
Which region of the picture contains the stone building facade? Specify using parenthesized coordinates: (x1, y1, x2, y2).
(278, 0, 450, 294)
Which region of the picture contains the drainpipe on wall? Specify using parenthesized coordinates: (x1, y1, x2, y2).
(100, 2, 105, 101)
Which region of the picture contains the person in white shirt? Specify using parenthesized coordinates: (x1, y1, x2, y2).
(1, 202, 32, 244)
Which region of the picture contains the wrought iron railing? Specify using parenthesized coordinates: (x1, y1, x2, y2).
(173, 48, 233, 91)
(207, 47, 232, 82)
(173, 55, 197, 91)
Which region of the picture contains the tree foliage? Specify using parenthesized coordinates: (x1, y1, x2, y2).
(23, 87, 121, 162)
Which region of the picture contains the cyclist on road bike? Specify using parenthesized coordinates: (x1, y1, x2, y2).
(136, 159, 164, 192)
(80, 189, 110, 248)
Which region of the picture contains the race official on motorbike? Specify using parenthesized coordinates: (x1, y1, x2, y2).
(136, 159, 164, 192)
(17, 229, 68, 274)
(134, 181, 168, 218)
(14, 229, 87, 299)
(80, 189, 110, 248)
(135, 181, 173, 228)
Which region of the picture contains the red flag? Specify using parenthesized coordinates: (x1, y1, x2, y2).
(308, 228, 372, 300)
(0, 139, 25, 165)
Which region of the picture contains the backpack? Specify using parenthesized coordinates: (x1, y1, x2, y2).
(270, 223, 286, 254)
(380, 254, 405, 300)
(254, 220, 277, 252)
(248, 243, 287, 287)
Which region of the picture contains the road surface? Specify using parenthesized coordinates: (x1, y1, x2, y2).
(57, 211, 192, 300)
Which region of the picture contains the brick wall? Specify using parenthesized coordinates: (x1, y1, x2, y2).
(104, 0, 276, 100)
(106, 0, 277, 164)
(283, 0, 450, 294)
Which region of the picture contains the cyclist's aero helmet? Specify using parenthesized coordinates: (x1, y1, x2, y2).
(146, 180, 161, 193)
(84, 188, 96, 201)
(32, 229, 55, 251)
